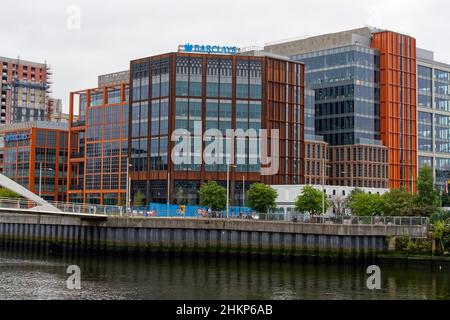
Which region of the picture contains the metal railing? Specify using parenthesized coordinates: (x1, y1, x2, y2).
(121, 208, 430, 226)
(266, 212, 430, 226)
(0, 197, 431, 226)
(0, 197, 124, 216)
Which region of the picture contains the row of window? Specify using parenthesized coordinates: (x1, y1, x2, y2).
(88, 89, 129, 107)
(305, 143, 328, 159)
(85, 141, 127, 158)
(296, 46, 380, 72)
(418, 112, 450, 153)
(418, 66, 450, 110)
(85, 174, 126, 191)
(87, 105, 128, 126)
(331, 163, 389, 179)
(329, 146, 387, 163)
(328, 179, 387, 189)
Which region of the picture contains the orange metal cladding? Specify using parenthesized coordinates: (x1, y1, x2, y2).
(262, 58, 305, 185)
(371, 31, 417, 192)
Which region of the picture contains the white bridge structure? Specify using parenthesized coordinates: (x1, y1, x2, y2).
(0, 173, 123, 216)
(0, 173, 61, 212)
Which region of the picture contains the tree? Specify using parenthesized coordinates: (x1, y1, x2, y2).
(432, 220, 447, 253)
(246, 183, 277, 213)
(416, 165, 440, 209)
(199, 181, 226, 211)
(0, 188, 21, 199)
(347, 192, 384, 216)
(133, 191, 146, 207)
(332, 195, 347, 217)
(295, 186, 330, 215)
(382, 188, 416, 216)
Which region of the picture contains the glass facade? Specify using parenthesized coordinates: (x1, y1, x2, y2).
(0, 126, 68, 202)
(436, 158, 450, 190)
(131, 55, 264, 177)
(435, 69, 450, 112)
(304, 89, 316, 140)
(129, 53, 302, 205)
(69, 85, 129, 205)
(293, 45, 380, 146)
(418, 111, 433, 152)
(85, 103, 128, 192)
(435, 114, 450, 154)
(2, 132, 31, 189)
(418, 66, 433, 108)
(131, 59, 170, 174)
(417, 61, 450, 190)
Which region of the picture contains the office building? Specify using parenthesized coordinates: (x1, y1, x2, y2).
(265, 27, 417, 191)
(416, 49, 450, 190)
(129, 51, 304, 205)
(68, 82, 129, 205)
(304, 89, 330, 185)
(0, 121, 69, 202)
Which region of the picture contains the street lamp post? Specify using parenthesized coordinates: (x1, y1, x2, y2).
(242, 175, 245, 208)
(322, 159, 326, 215)
(226, 163, 237, 219)
(322, 159, 332, 215)
(39, 162, 54, 198)
(126, 158, 133, 214)
(39, 162, 42, 197)
(167, 172, 170, 217)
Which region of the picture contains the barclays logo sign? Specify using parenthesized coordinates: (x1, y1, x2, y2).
(5, 133, 30, 143)
(179, 43, 240, 55)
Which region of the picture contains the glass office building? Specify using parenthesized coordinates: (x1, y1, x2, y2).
(0, 121, 69, 202)
(291, 45, 388, 189)
(417, 48, 450, 190)
(293, 45, 380, 146)
(266, 28, 417, 191)
(68, 83, 129, 205)
(129, 52, 304, 205)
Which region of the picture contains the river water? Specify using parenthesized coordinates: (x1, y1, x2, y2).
(0, 247, 448, 300)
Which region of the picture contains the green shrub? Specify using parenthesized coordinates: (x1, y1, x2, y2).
(0, 188, 21, 199)
(443, 234, 450, 255)
(430, 210, 450, 224)
(396, 236, 432, 256)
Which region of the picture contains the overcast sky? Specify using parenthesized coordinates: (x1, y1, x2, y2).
(0, 0, 448, 113)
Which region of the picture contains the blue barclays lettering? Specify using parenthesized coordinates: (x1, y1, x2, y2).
(180, 43, 240, 55)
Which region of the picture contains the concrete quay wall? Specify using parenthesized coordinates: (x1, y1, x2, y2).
(0, 212, 429, 257)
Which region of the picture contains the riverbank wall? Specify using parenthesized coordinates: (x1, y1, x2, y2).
(0, 210, 429, 258)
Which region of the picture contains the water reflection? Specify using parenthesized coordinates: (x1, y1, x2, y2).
(0, 244, 448, 300)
